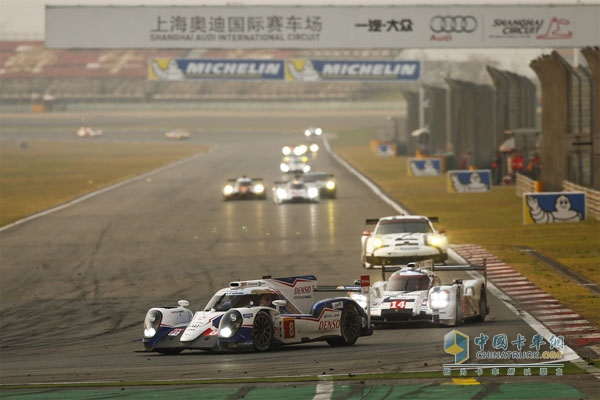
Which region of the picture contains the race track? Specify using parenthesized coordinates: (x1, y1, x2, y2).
(0, 110, 587, 389)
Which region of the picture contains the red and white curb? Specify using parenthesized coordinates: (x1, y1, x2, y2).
(452, 244, 600, 358)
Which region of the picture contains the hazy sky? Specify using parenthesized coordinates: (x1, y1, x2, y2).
(0, 0, 595, 78)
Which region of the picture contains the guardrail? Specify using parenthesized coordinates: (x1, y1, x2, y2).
(563, 180, 600, 221)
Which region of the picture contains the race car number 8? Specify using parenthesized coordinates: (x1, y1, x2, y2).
(390, 300, 407, 309)
(284, 319, 295, 338)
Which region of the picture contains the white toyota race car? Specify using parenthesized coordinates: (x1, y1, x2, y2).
(361, 215, 448, 268)
(272, 177, 320, 204)
(141, 275, 373, 354)
(348, 260, 489, 327)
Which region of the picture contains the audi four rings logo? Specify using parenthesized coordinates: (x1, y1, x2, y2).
(430, 16, 478, 33)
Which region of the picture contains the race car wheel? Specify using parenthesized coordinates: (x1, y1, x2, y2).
(477, 288, 487, 322)
(252, 311, 273, 351)
(327, 304, 360, 347)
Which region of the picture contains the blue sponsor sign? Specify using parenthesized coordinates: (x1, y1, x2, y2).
(408, 157, 441, 176)
(287, 60, 420, 81)
(377, 144, 396, 156)
(149, 58, 285, 80)
(523, 192, 586, 224)
(447, 170, 492, 193)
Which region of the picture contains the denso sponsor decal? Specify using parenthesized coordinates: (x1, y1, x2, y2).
(319, 320, 341, 330)
(294, 285, 312, 295)
(243, 313, 253, 318)
(202, 327, 218, 336)
(168, 328, 184, 336)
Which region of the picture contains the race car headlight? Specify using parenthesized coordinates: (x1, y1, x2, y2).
(309, 143, 319, 152)
(143, 310, 162, 338)
(219, 310, 243, 338)
(294, 145, 307, 155)
(372, 237, 384, 249)
(429, 290, 450, 310)
(254, 184, 265, 193)
(280, 163, 290, 172)
(282, 146, 292, 156)
(325, 180, 336, 190)
(303, 165, 311, 173)
(223, 185, 234, 195)
(308, 187, 319, 198)
(315, 128, 323, 135)
(427, 234, 447, 248)
(304, 129, 311, 137)
(276, 188, 287, 199)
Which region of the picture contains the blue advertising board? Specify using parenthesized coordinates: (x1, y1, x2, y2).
(523, 192, 586, 224)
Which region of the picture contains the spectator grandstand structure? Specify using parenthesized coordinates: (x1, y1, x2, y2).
(0, 41, 410, 106)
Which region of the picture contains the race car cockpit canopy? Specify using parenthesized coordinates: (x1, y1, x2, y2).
(375, 220, 433, 235)
(204, 288, 301, 313)
(387, 273, 431, 292)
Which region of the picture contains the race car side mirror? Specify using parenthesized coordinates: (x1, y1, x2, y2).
(362, 230, 371, 236)
(273, 300, 287, 311)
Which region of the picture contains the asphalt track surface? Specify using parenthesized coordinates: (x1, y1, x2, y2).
(0, 109, 598, 398)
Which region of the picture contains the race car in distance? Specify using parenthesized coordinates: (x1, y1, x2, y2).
(142, 275, 373, 354)
(165, 129, 191, 140)
(74, 126, 102, 137)
(347, 260, 488, 327)
(361, 215, 448, 268)
(222, 176, 266, 200)
(280, 155, 311, 173)
(272, 177, 320, 204)
(304, 126, 323, 137)
(282, 144, 319, 156)
(302, 171, 337, 199)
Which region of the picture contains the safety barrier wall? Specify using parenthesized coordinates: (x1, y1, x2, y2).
(530, 48, 599, 191)
(445, 79, 495, 170)
(563, 180, 600, 221)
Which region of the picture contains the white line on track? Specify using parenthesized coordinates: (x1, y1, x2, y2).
(0, 151, 210, 233)
(313, 376, 334, 400)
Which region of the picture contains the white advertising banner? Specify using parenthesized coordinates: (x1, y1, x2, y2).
(45, 5, 600, 49)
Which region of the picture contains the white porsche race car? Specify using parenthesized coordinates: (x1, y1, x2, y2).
(348, 261, 489, 327)
(222, 176, 267, 200)
(361, 215, 448, 268)
(142, 275, 373, 354)
(272, 178, 320, 204)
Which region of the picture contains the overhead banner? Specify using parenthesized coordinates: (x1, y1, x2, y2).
(148, 58, 421, 81)
(46, 5, 600, 49)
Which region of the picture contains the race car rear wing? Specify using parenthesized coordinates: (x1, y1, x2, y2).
(365, 216, 439, 225)
(380, 259, 487, 284)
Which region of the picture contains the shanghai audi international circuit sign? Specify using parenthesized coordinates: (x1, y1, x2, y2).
(45, 5, 600, 49)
